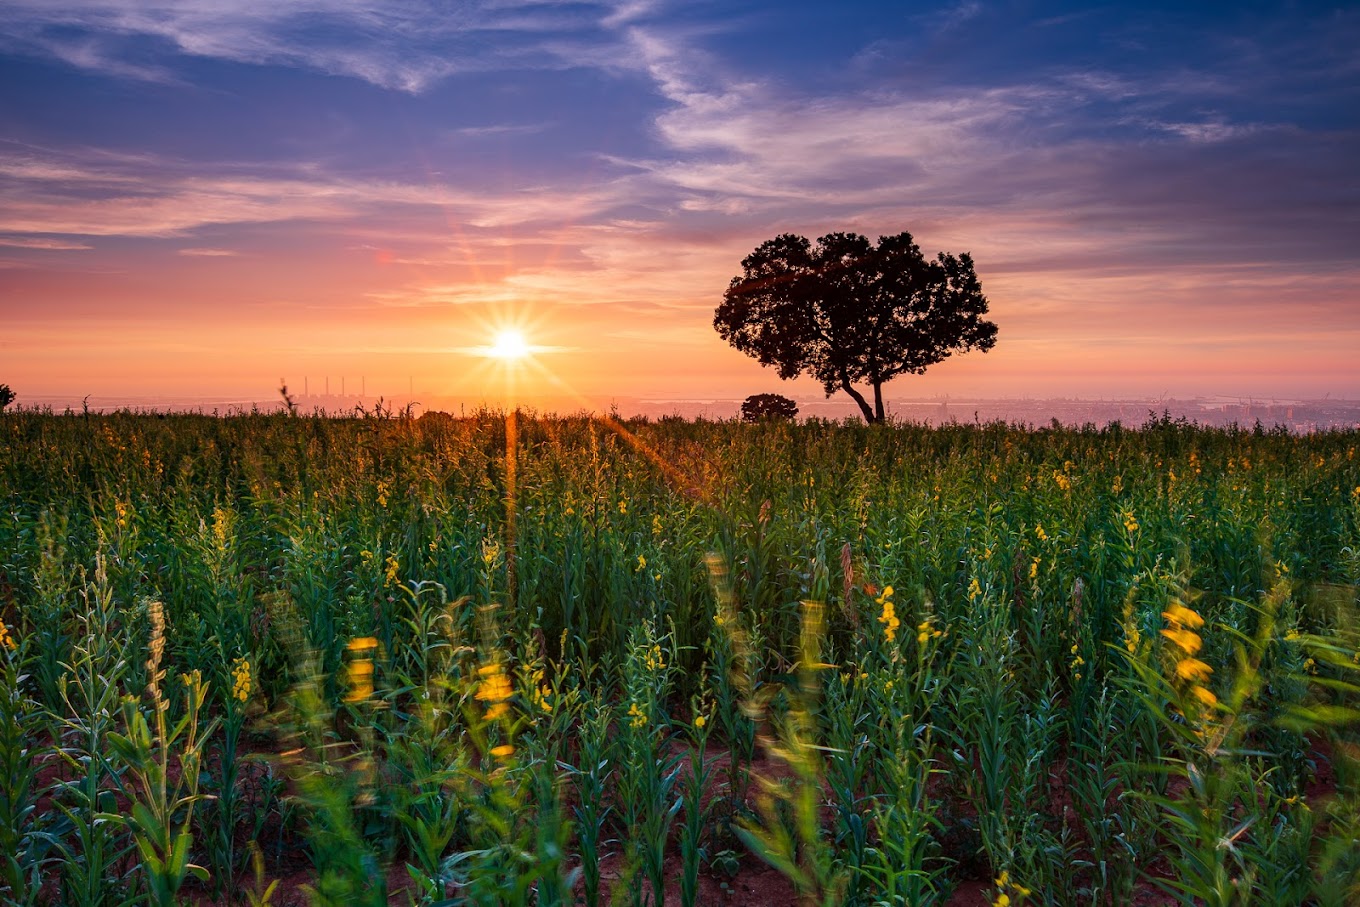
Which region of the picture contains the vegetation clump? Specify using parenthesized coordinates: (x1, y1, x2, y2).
(740, 393, 798, 422)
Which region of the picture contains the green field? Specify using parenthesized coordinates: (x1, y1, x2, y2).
(1, 410, 1358, 906)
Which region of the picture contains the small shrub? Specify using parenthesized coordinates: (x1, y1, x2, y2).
(741, 393, 797, 423)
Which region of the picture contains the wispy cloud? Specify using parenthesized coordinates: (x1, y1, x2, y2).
(0, 0, 636, 91)
(0, 236, 92, 250)
(0, 146, 639, 237)
(176, 247, 238, 256)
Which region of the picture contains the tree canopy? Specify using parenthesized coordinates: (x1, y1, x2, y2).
(740, 393, 798, 423)
(714, 231, 998, 423)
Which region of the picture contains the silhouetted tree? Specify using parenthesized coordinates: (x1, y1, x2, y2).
(741, 393, 798, 422)
(715, 231, 998, 423)
(0, 384, 14, 413)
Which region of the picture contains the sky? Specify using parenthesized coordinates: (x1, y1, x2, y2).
(1, 0, 1357, 410)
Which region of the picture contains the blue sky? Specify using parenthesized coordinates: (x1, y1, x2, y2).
(1, 0, 1356, 404)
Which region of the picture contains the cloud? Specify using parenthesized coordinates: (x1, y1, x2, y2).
(1146, 118, 1262, 144)
(176, 247, 238, 256)
(0, 145, 641, 237)
(0, 0, 637, 91)
(0, 236, 92, 250)
(603, 20, 1358, 285)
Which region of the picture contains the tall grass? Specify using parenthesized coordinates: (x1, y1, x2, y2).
(0, 408, 1356, 904)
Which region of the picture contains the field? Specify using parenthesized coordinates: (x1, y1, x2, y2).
(1, 409, 1358, 906)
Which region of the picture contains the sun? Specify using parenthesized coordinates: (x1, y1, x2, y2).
(488, 329, 529, 360)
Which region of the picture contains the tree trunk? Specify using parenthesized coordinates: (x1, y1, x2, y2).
(873, 381, 885, 422)
(840, 379, 877, 423)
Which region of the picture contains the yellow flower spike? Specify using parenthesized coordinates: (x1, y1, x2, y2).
(231, 658, 253, 702)
(347, 636, 379, 652)
(637, 554, 647, 570)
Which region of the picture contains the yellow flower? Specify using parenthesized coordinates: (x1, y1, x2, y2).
(1160, 627, 1203, 655)
(995, 871, 1009, 888)
(1035, 524, 1047, 542)
(231, 658, 252, 702)
(490, 743, 515, 760)
(968, 577, 982, 601)
(347, 636, 379, 652)
(618, 500, 628, 515)
(1162, 603, 1205, 630)
(694, 714, 706, 729)
(637, 554, 647, 571)
(0, 621, 15, 651)
(1192, 685, 1218, 707)
(995, 894, 1010, 907)
(344, 658, 374, 703)
(384, 553, 400, 586)
(627, 701, 647, 729)
(475, 661, 514, 720)
(1175, 658, 1213, 682)
(644, 644, 666, 672)
(878, 598, 900, 642)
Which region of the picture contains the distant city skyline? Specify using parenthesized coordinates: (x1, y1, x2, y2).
(2, 1, 1357, 404)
